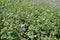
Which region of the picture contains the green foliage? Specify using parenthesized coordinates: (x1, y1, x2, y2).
(0, 0, 60, 40)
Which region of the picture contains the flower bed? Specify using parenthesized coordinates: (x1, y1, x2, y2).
(0, 0, 60, 40)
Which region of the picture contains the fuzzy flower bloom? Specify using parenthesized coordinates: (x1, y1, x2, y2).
(46, 9, 50, 12)
(8, 13, 13, 17)
(57, 13, 60, 16)
(27, 13, 33, 17)
(19, 23, 25, 28)
(41, 17, 45, 21)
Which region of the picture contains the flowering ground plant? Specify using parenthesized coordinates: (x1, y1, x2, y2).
(0, 0, 60, 40)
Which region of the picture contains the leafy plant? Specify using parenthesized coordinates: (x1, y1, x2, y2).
(0, 0, 60, 40)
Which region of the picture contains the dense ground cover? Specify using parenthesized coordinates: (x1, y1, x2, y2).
(0, 0, 60, 40)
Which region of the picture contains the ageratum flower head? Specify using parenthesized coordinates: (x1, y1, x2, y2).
(19, 23, 25, 28)
(27, 13, 33, 17)
(41, 17, 45, 21)
(8, 13, 13, 17)
(57, 13, 60, 16)
(46, 9, 50, 12)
